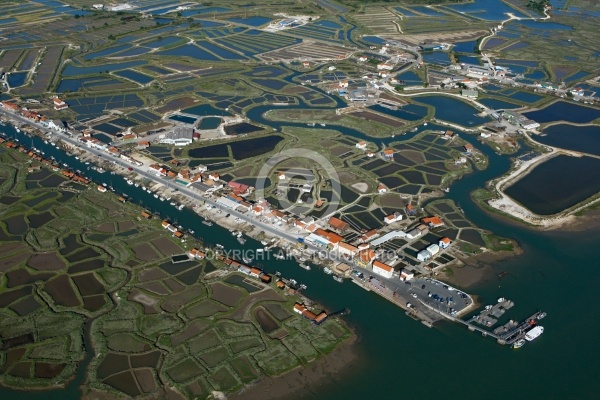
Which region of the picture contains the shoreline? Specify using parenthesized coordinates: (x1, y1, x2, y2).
(484, 145, 600, 230)
(230, 332, 359, 400)
(0, 134, 356, 399)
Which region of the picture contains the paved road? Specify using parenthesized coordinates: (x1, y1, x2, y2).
(1, 108, 471, 320)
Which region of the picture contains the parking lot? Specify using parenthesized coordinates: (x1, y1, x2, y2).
(408, 277, 472, 316)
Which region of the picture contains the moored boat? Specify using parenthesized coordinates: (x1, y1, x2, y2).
(525, 326, 544, 341)
(513, 339, 526, 349)
(333, 275, 343, 283)
(537, 312, 547, 320)
(298, 263, 311, 270)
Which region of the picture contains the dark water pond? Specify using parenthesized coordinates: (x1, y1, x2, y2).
(524, 101, 600, 124)
(536, 124, 600, 157)
(505, 155, 600, 215)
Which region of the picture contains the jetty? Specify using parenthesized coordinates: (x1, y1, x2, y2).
(451, 298, 545, 346)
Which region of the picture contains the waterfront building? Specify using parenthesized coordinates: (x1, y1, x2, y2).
(337, 242, 359, 257)
(520, 119, 540, 130)
(427, 244, 440, 256)
(406, 228, 422, 240)
(159, 127, 194, 146)
(439, 237, 452, 249)
(417, 250, 431, 262)
(400, 269, 414, 281)
(382, 149, 394, 160)
(355, 249, 377, 266)
(53, 97, 68, 110)
(384, 212, 403, 224)
(461, 89, 478, 98)
(421, 216, 444, 228)
(328, 216, 350, 233)
(373, 260, 394, 279)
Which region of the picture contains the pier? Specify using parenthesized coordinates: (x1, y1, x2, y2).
(452, 298, 545, 346)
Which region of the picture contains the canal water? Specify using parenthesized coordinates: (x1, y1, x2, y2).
(2, 101, 600, 399)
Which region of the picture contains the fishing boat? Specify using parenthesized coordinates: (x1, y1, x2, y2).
(298, 263, 311, 270)
(513, 339, 526, 349)
(537, 312, 547, 320)
(525, 326, 544, 341)
(202, 220, 213, 226)
(323, 267, 333, 275)
(333, 275, 343, 283)
(498, 297, 506, 303)
(237, 236, 246, 245)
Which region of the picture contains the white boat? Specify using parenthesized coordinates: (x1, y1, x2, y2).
(159, 197, 165, 201)
(333, 275, 343, 283)
(134, 183, 139, 187)
(170, 202, 176, 206)
(237, 237, 246, 245)
(323, 267, 333, 275)
(177, 204, 184, 210)
(274, 253, 285, 260)
(153, 194, 158, 198)
(513, 339, 526, 349)
(242, 256, 252, 264)
(126, 180, 133, 185)
(261, 240, 268, 246)
(298, 263, 310, 270)
(498, 297, 506, 303)
(537, 312, 547, 320)
(485, 305, 492, 310)
(202, 220, 213, 226)
(142, 186, 147, 191)
(525, 326, 544, 341)
(74, 156, 79, 160)
(320, 123, 326, 127)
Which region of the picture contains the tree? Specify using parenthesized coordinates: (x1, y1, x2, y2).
(108, 34, 115, 40)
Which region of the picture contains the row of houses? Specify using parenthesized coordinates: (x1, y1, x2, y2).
(0, 138, 90, 185)
(161, 220, 185, 239)
(293, 303, 328, 325)
(417, 237, 452, 262)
